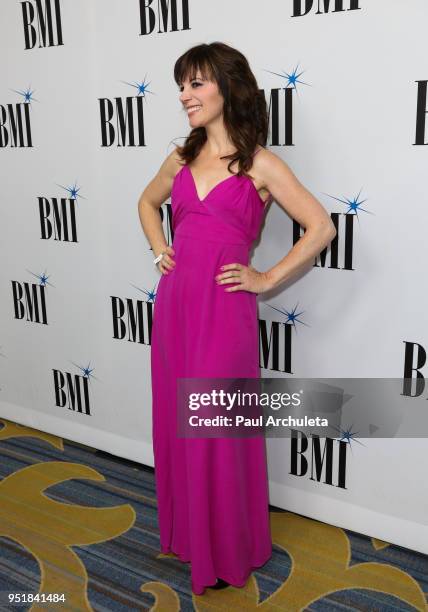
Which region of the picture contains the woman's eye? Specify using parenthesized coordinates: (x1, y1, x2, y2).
(179, 81, 201, 92)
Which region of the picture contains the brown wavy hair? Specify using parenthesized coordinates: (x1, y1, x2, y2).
(172, 42, 269, 179)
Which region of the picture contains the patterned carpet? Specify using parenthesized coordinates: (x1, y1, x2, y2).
(0, 417, 427, 611)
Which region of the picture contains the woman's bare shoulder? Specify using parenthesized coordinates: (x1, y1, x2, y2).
(139, 148, 185, 207)
(251, 147, 282, 190)
(252, 148, 291, 179)
(253, 146, 279, 163)
(163, 146, 185, 179)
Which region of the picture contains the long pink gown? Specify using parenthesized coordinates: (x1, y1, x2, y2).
(150, 149, 272, 595)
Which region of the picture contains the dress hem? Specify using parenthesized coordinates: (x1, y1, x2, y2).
(160, 544, 272, 595)
(160, 545, 191, 564)
(191, 550, 272, 595)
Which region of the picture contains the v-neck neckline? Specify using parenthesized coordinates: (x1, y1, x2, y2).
(185, 164, 237, 203)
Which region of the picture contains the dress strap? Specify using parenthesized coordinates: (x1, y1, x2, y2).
(252, 147, 263, 157)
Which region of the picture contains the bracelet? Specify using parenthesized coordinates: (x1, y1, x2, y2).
(153, 252, 165, 265)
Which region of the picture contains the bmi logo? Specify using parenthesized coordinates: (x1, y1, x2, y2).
(414, 80, 428, 145)
(0, 87, 35, 148)
(292, 0, 361, 17)
(402, 341, 426, 397)
(39, 181, 84, 242)
(111, 283, 157, 345)
(290, 429, 348, 489)
(259, 303, 308, 374)
(11, 269, 52, 325)
(295, 189, 372, 271)
(53, 361, 96, 416)
(159, 202, 174, 246)
(98, 78, 155, 147)
(21, 0, 64, 49)
(139, 0, 190, 35)
(262, 63, 309, 146)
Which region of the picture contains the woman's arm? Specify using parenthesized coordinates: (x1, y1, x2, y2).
(255, 149, 337, 290)
(137, 149, 180, 272)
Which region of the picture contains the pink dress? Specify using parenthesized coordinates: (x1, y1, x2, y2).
(150, 149, 272, 595)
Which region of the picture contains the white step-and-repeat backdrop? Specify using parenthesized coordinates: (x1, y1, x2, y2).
(1, 1, 427, 554)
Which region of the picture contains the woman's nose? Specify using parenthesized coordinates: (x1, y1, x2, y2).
(179, 88, 190, 103)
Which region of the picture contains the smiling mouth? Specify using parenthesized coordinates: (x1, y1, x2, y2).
(187, 105, 202, 115)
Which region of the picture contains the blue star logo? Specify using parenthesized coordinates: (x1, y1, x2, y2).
(56, 180, 86, 202)
(11, 85, 38, 104)
(263, 62, 311, 97)
(121, 75, 153, 99)
(330, 424, 365, 453)
(323, 188, 374, 221)
(70, 360, 98, 382)
(26, 269, 54, 288)
(130, 283, 157, 302)
(266, 302, 309, 332)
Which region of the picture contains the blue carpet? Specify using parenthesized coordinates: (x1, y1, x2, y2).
(0, 418, 427, 611)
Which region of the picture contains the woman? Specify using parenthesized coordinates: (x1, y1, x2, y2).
(138, 42, 336, 595)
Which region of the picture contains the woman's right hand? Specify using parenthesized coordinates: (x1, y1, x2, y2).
(156, 245, 176, 274)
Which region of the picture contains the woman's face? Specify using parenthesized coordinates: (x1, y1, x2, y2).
(179, 70, 224, 126)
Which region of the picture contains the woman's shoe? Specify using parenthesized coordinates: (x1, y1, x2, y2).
(209, 578, 230, 590)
